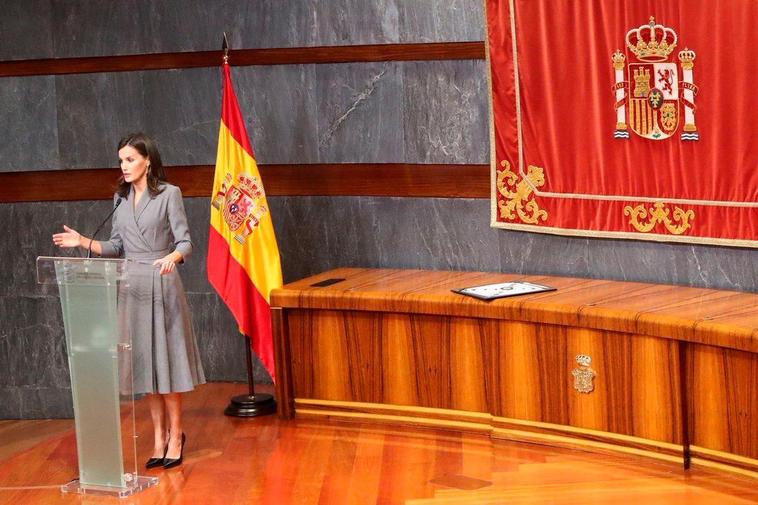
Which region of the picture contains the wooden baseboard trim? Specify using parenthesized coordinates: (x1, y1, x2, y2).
(690, 457, 758, 479)
(492, 428, 682, 465)
(296, 409, 492, 434)
(690, 446, 758, 475)
(295, 398, 492, 421)
(492, 417, 682, 454)
(293, 399, 686, 466)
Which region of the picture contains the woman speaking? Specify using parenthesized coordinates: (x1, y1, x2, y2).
(53, 132, 205, 470)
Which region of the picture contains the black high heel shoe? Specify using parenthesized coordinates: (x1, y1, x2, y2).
(145, 440, 169, 469)
(162, 433, 186, 469)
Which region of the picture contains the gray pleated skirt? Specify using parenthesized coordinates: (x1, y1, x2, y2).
(119, 255, 206, 395)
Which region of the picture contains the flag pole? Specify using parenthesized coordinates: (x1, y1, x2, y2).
(220, 32, 276, 417)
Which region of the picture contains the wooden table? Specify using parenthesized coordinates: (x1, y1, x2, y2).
(271, 268, 758, 478)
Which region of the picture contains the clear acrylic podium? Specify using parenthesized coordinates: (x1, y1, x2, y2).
(37, 257, 158, 497)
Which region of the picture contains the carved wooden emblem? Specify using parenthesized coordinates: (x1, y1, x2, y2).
(571, 354, 597, 394)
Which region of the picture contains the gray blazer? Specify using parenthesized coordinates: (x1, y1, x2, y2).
(101, 183, 192, 261)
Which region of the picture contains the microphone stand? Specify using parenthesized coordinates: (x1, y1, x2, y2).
(87, 198, 122, 258)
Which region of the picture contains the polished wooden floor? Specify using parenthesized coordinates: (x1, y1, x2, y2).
(1, 383, 757, 505)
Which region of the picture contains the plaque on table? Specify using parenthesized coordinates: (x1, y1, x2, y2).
(452, 281, 555, 301)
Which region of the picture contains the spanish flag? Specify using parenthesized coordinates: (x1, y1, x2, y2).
(208, 62, 282, 382)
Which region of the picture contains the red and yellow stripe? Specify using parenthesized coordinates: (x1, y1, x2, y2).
(208, 63, 283, 381)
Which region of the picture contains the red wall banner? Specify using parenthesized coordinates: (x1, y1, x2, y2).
(487, 0, 758, 247)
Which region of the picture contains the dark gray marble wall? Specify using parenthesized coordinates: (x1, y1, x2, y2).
(270, 197, 757, 292)
(0, 59, 489, 171)
(0, 76, 60, 171)
(0, 0, 486, 61)
(1, 1, 756, 419)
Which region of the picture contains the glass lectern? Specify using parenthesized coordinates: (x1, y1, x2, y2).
(37, 257, 158, 497)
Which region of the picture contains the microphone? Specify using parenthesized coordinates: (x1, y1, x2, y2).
(87, 198, 122, 258)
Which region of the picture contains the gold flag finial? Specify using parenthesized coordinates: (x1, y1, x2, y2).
(222, 32, 229, 64)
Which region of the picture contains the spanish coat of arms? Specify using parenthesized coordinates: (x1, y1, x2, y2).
(612, 17, 698, 141)
(211, 172, 269, 244)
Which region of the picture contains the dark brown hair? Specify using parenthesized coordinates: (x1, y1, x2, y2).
(116, 132, 167, 198)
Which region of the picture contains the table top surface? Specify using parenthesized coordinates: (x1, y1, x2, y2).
(271, 268, 758, 352)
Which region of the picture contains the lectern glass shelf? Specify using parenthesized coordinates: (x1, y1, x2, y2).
(36, 257, 158, 498)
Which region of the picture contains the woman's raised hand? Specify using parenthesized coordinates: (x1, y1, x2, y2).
(52, 225, 83, 249)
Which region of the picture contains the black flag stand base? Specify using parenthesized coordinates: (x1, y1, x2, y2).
(224, 392, 276, 417)
(224, 335, 277, 417)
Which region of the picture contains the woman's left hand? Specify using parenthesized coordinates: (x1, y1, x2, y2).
(153, 255, 177, 275)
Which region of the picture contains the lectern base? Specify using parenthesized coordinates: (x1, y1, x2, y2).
(224, 393, 277, 417)
(61, 475, 159, 498)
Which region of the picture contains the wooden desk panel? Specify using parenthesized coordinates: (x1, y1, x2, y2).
(272, 268, 758, 477)
(689, 344, 758, 468)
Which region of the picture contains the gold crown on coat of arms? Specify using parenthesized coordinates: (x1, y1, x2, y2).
(237, 174, 263, 198)
(626, 16, 678, 62)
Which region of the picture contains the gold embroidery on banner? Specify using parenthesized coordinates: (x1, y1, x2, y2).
(624, 202, 695, 235)
(612, 50, 625, 70)
(633, 67, 651, 97)
(497, 161, 548, 224)
(627, 16, 678, 62)
(660, 103, 677, 131)
(613, 17, 698, 141)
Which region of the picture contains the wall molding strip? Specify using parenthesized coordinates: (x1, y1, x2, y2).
(0, 163, 489, 202)
(0, 42, 485, 78)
